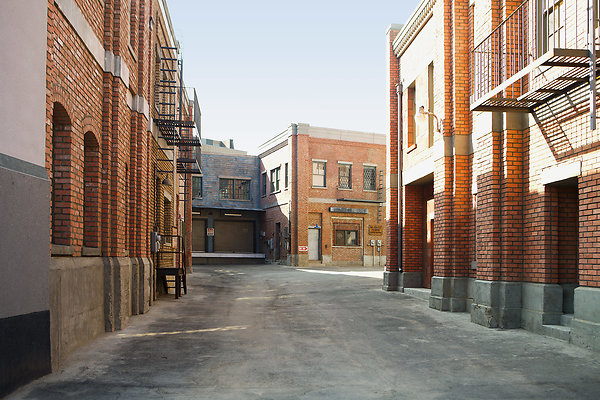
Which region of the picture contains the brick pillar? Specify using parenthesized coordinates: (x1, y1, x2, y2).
(384, 26, 401, 290)
(500, 113, 524, 282)
(402, 185, 424, 288)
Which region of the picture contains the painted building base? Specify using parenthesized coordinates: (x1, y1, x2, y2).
(383, 271, 399, 291)
(290, 253, 309, 267)
(429, 277, 472, 312)
(571, 287, 600, 351)
(0, 311, 51, 398)
(399, 271, 422, 291)
(50, 256, 153, 370)
(471, 280, 522, 329)
(521, 282, 562, 333)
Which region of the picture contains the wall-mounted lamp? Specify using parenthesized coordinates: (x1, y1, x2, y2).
(418, 105, 442, 134)
(224, 213, 242, 217)
(161, 176, 172, 186)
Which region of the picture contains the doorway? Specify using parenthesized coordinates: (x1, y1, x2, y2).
(308, 228, 320, 261)
(275, 223, 281, 259)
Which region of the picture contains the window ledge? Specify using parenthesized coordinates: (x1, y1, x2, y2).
(82, 246, 102, 257)
(312, 186, 327, 189)
(363, 189, 378, 193)
(270, 190, 281, 195)
(407, 143, 417, 154)
(337, 187, 353, 191)
(51, 244, 75, 257)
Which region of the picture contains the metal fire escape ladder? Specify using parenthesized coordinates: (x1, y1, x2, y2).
(471, 0, 600, 121)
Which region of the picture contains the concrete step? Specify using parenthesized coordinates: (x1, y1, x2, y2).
(561, 313, 574, 327)
(403, 288, 431, 302)
(542, 324, 571, 342)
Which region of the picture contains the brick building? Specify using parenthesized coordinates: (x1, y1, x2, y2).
(191, 139, 264, 264)
(0, 0, 200, 395)
(386, 0, 600, 351)
(259, 124, 386, 267)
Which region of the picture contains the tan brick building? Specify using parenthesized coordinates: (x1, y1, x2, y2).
(0, 0, 199, 395)
(386, 0, 600, 351)
(259, 124, 386, 267)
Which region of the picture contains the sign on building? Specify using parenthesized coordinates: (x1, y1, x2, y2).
(207, 227, 215, 236)
(298, 245, 308, 252)
(368, 225, 383, 235)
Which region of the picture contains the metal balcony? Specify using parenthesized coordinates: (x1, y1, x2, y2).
(471, 0, 598, 112)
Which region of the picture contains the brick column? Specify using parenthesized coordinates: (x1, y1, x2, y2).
(384, 26, 401, 291)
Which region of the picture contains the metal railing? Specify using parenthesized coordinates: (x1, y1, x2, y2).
(472, 0, 591, 104)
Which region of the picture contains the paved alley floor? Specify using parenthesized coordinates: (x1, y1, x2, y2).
(8, 264, 600, 400)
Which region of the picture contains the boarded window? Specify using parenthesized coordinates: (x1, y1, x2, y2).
(338, 164, 352, 189)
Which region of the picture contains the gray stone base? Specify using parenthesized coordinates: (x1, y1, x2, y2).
(399, 271, 422, 291)
(571, 287, 600, 351)
(521, 282, 562, 333)
(471, 280, 522, 329)
(382, 271, 399, 291)
(429, 277, 471, 312)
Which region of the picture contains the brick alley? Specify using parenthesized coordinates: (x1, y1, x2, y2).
(8, 265, 600, 400)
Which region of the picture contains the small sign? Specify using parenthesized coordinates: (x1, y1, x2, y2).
(369, 225, 383, 235)
(207, 227, 215, 236)
(298, 246, 308, 252)
(329, 207, 368, 214)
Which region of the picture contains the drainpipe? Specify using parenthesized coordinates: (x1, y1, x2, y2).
(397, 82, 403, 274)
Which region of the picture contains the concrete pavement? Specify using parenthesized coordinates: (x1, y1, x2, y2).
(7, 264, 600, 399)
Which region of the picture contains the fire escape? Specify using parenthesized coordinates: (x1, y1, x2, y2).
(471, 0, 599, 127)
(153, 45, 201, 298)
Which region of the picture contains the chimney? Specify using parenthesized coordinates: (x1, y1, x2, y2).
(228, 139, 234, 149)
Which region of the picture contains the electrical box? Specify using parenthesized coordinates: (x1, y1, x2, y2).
(376, 240, 382, 247)
(150, 232, 161, 253)
(370, 239, 375, 246)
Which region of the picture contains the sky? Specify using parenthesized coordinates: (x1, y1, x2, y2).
(166, 0, 421, 155)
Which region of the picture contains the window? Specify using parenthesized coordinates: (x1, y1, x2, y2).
(312, 161, 326, 187)
(333, 222, 361, 246)
(219, 178, 250, 200)
(270, 167, 280, 193)
(262, 172, 267, 196)
(338, 163, 352, 189)
(192, 176, 203, 198)
(363, 166, 377, 191)
(540, 0, 565, 54)
(407, 82, 416, 147)
(285, 163, 289, 188)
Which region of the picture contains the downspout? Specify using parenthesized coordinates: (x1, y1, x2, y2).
(291, 123, 298, 265)
(397, 82, 403, 274)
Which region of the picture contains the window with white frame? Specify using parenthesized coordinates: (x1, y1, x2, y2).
(270, 167, 280, 193)
(312, 161, 326, 187)
(363, 166, 377, 191)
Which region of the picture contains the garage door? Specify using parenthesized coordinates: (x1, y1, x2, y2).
(214, 220, 254, 252)
(192, 219, 206, 252)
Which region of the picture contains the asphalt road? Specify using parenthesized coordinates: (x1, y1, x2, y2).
(8, 264, 600, 399)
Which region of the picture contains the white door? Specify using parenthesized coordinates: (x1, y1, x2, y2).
(308, 228, 320, 261)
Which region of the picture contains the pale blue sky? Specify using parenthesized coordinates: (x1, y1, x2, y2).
(167, 0, 420, 154)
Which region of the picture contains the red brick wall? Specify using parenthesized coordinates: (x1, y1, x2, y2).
(46, 0, 188, 261)
(386, 28, 400, 273)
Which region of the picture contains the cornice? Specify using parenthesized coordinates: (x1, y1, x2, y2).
(392, 0, 437, 57)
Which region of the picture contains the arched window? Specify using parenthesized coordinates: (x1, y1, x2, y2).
(84, 132, 100, 248)
(51, 102, 73, 245)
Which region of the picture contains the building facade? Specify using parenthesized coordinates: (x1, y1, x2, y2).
(259, 124, 386, 267)
(191, 139, 264, 264)
(386, 0, 600, 351)
(0, 0, 199, 395)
